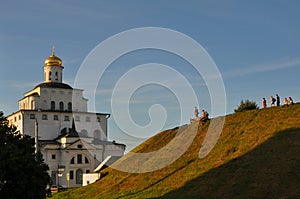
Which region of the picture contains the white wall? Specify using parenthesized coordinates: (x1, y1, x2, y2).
(82, 173, 100, 186)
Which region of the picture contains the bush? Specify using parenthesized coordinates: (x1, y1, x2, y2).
(234, 100, 259, 113)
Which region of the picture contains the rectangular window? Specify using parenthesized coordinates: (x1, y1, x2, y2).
(77, 154, 82, 164)
(52, 154, 56, 159)
(75, 116, 80, 121)
(86, 116, 91, 122)
(53, 115, 59, 120)
(42, 114, 47, 120)
(70, 170, 74, 180)
(30, 114, 35, 119)
(97, 117, 101, 122)
(14, 117, 17, 122)
(64, 116, 70, 121)
(19, 115, 21, 120)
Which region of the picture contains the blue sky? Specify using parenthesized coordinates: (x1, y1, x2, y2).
(1, 0, 300, 151)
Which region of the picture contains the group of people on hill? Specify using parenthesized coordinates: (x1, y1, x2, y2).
(190, 107, 209, 123)
(262, 94, 294, 108)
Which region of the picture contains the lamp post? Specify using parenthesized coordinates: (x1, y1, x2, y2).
(34, 119, 38, 154)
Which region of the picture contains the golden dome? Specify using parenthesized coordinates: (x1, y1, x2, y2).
(44, 46, 63, 66)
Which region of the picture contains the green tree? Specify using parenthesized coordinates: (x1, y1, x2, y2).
(0, 111, 50, 199)
(234, 100, 259, 113)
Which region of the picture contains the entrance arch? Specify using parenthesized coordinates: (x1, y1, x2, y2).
(76, 169, 83, 184)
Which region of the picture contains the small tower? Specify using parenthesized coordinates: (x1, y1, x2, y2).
(43, 46, 64, 83)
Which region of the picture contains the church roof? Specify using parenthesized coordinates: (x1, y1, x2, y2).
(39, 140, 59, 145)
(57, 127, 80, 138)
(34, 82, 73, 89)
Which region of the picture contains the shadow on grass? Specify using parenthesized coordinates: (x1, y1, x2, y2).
(118, 159, 196, 199)
(155, 128, 300, 199)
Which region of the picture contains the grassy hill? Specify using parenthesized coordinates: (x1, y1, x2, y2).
(53, 104, 300, 198)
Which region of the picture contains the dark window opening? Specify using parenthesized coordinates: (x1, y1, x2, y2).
(59, 101, 64, 111)
(68, 102, 72, 111)
(64, 116, 69, 121)
(51, 101, 55, 110)
(75, 116, 80, 121)
(42, 114, 47, 120)
(77, 154, 82, 164)
(70, 157, 75, 164)
(52, 154, 56, 159)
(85, 157, 89, 164)
(76, 169, 83, 184)
(53, 115, 58, 120)
(70, 170, 74, 180)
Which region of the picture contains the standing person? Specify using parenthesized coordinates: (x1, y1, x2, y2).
(288, 97, 294, 105)
(270, 96, 276, 107)
(262, 98, 267, 108)
(276, 94, 280, 106)
(194, 107, 199, 117)
(284, 98, 289, 106)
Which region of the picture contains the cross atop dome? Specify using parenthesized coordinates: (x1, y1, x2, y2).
(44, 46, 63, 67)
(51, 45, 55, 56)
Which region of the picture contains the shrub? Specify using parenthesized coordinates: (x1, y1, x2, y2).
(234, 100, 259, 113)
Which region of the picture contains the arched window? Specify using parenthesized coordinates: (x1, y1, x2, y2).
(68, 102, 72, 111)
(94, 130, 101, 140)
(80, 130, 88, 137)
(76, 169, 83, 184)
(55, 71, 58, 80)
(70, 157, 75, 164)
(51, 101, 55, 110)
(85, 157, 89, 164)
(59, 101, 64, 111)
(49, 71, 52, 80)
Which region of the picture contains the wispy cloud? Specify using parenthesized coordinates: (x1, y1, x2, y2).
(223, 57, 300, 79)
(2, 80, 37, 90)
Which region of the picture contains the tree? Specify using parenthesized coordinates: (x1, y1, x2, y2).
(0, 111, 50, 199)
(234, 100, 259, 113)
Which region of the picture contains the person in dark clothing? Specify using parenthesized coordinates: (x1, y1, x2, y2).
(270, 96, 276, 107)
(276, 94, 280, 106)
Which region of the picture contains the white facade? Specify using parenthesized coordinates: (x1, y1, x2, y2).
(7, 50, 125, 188)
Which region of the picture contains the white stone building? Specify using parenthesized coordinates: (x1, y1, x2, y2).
(7, 49, 125, 188)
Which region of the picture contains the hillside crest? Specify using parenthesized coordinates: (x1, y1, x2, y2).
(54, 104, 300, 198)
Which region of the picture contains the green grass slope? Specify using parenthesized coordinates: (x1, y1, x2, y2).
(53, 104, 300, 199)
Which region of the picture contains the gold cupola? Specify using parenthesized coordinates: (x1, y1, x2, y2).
(43, 46, 64, 83)
(44, 46, 62, 66)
